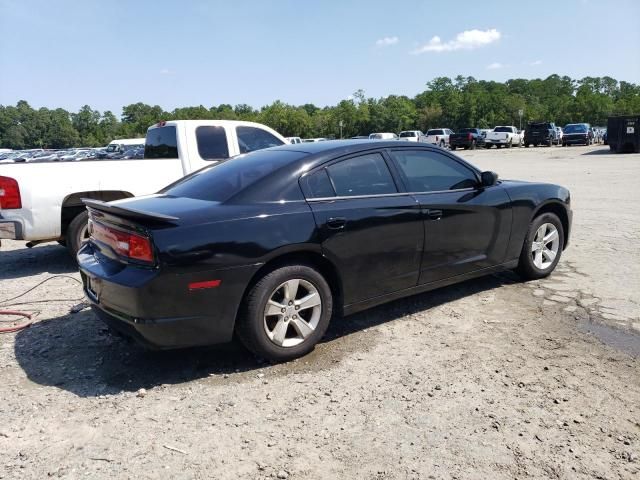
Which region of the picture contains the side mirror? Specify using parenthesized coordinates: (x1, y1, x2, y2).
(480, 171, 498, 187)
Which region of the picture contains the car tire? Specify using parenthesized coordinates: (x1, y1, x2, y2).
(516, 212, 564, 280)
(439, 140, 445, 148)
(470, 140, 476, 150)
(236, 264, 333, 362)
(507, 139, 512, 149)
(450, 145, 456, 151)
(548, 138, 553, 147)
(66, 211, 90, 258)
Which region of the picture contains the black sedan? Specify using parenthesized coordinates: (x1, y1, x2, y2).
(78, 141, 572, 362)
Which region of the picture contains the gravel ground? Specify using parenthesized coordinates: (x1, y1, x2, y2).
(0, 144, 639, 479)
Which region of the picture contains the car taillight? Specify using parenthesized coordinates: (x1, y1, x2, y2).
(435, 136, 439, 141)
(468, 133, 472, 140)
(89, 219, 154, 263)
(0, 176, 22, 209)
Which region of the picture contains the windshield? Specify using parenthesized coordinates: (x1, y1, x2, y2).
(494, 127, 511, 133)
(161, 150, 307, 203)
(106, 144, 119, 152)
(399, 131, 417, 137)
(564, 124, 587, 133)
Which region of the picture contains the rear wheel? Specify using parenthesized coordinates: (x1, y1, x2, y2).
(66, 211, 90, 258)
(470, 140, 477, 150)
(450, 145, 456, 151)
(516, 213, 564, 280)
(507, 139, 513, 148)
(236, 265, 333, 362)
(439, 140, 445, 148)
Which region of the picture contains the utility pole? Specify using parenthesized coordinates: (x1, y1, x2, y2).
(518, 109, 524, 131)
(339, 120, 344, 139)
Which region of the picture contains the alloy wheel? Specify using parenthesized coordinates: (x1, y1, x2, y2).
(263, 279, 322, 348)
(531, 223, 560, 270)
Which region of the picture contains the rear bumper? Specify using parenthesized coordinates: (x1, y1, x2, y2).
(563, 135, 589, 144)
(0, 219, 22, 240)
(78, 242, 260, 349)
(450, 139, 474, 147)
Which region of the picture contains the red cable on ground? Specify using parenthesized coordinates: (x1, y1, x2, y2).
(0, 310, 33, 333)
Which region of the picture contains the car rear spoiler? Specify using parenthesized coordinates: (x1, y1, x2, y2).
(82, 199, 179, 224)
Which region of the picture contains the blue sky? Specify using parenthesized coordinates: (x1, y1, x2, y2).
(1, 0, 639, 115)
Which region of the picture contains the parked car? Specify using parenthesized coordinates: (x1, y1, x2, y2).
(302, 138, 327, 142)
(524, 122, 558, 147)
(449, 128, 485, 150)
(96, 138, 146, 158)
(78, 140, 572, 362)
(369, 132, 398, 140)
(555, 127, 563, 144)
(0, 120, 287, 255)
(562, 123, 592, 146)
(424, 128, 454, 148)
(285, 137, 302, 144)
(350, 136, 369, 140)
(607, 115, 640, 153)
(398, 130, 425, 142)
(484, 126, 523, 148)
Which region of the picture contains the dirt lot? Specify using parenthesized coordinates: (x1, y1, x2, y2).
(1, 144, 639, 479)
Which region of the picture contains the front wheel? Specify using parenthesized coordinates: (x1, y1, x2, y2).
(439, 140, 445, 148)
(516, 213, 564, 280)
(236, 265, 333, 362)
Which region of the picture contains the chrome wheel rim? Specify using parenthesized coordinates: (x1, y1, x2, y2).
(79, 223, 90, 245)
(531, 223, 559, 270)
(263, 279, 322, 348)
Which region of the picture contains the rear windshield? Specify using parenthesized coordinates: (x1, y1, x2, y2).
(457, 128, 475, 134)
(564, 124, 587, 133)
(529, 123, 550, 130)
(494, 127, 511, 133)
(399, 131, 417, 137)
(160, 150, 307, 203)
(145, 126, 178, 159)
(426, 129, 444, 136)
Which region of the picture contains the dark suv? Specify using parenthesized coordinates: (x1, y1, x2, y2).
(524, 121, 558, 147)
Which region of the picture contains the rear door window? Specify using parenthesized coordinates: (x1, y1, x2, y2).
(196, 126, 230, 160)
(326, 153, 397, 197)
(237, 126, 284, 154)
(144, 126, 178, 159)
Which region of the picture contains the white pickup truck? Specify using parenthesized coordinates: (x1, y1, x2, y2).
(0, 120, 286, 254)
(484, 126, 523, 148)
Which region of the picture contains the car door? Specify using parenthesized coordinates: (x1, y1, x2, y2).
(301, 151, 424, 305)
(387, 148, 512, 285)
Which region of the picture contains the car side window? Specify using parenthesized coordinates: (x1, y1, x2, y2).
(390, 150, 478, 192)
(237, 126, 284, 154)
(196, 126, 229, 160)
(303, 169, 335, 198)
(326, 153, 397, 197)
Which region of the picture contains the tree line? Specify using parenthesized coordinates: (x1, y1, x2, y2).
(1, 74, 639, 149)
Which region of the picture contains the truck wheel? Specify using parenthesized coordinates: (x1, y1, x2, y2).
(66, 211, 90, 258)
(439, 140, 445, 148)
(548, 138, 553, 147)
(450, 145, 456, 151)
(236, 264, 333, 362)
(470, 140, 477, 150)
(507, 139, 513, 148)
(525, 143, 529, 148)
